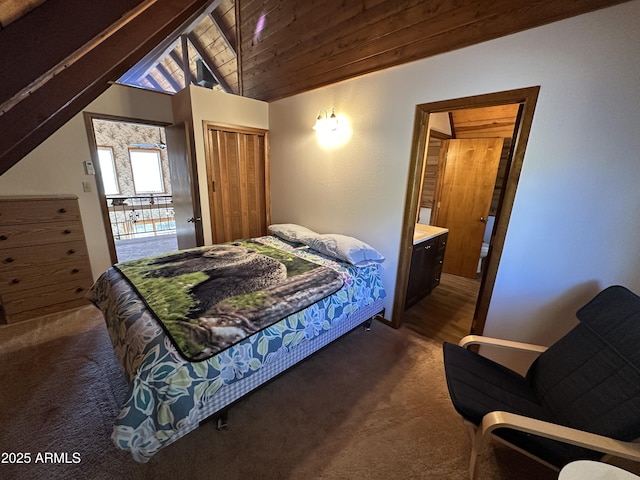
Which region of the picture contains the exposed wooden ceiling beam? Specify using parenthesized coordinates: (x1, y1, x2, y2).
(209, 11, 236, 57)
(1, 0, 147, 116)
(181, 34, 193, 86)
(0, 0, 47, 28)
(118, 0, 222, 86)
(145, 74, 165, 92)
(156, 63, 182, 92)
(169, 49, 185, 71)
(0, 0, 214, 176)
(187, 32, 232, 92)
(118, 37, 180, 85)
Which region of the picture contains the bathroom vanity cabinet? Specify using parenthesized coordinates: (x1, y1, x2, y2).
(405, 230, 448, 309)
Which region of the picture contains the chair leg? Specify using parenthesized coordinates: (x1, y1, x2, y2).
(469, 448, 481, 480)
(468, 421, 490, 480)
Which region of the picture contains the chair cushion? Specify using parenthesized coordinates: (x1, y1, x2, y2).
(530, 286, 640, 442)
(443, 342, 603, 467)
(443, 342, 546, 424)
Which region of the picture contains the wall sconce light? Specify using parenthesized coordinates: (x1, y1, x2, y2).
(313, 108, 338, 132)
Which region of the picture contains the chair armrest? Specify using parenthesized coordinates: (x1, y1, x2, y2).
(459, 335, 548, 353)
(479, 411, 640, 463)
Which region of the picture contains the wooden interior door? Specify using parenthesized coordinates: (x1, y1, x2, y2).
(205, 125, 269, 244)
(166, 122, 203, 249)
(433, 138, 503, 278)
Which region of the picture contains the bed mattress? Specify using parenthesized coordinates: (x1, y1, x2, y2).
(87, 235, 386, 462)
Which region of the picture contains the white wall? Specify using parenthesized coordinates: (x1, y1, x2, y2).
(268, 1, 640, 370)
(0, 85, 174, 278)
(172, 85, 269, 244)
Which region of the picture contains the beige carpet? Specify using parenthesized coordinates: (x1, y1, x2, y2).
(0, 309, 567, 480)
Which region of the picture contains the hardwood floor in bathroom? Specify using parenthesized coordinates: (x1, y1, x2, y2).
(402, 273, 481, 345)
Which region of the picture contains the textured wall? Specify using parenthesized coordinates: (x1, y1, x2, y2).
(92, 119, 171, 197)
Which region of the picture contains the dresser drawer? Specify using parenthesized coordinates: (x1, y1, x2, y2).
(0, 197, 81, 225)
(1, 299, 90, 324)
(0, 241, 89, 269)
(0, 278, 91, 317)
(0, 260, 93, 294)
(0, 221, 85, 249)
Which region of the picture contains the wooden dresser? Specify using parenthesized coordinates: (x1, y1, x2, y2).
(0, 195, 93, 324)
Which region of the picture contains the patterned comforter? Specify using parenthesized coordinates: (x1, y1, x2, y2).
(87, 236, 386, 462)
(114, 239, 344, 361)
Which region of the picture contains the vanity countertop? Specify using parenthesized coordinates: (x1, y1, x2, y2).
(413, 224, 448, 244)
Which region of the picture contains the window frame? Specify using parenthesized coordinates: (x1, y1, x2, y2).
(96, 146, 120, 195)
(128, 147, 166, 194)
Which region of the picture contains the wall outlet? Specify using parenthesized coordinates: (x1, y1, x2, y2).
(82, 181, 91, 192)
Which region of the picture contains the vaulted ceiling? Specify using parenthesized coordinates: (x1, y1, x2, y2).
(116, 0, 238, 94)
(0, 0, 630, 176)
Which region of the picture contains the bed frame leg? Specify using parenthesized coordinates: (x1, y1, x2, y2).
(216, 410, 228, 430)
(363, 309, 385, 332)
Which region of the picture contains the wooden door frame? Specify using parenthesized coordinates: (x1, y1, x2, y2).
(83, 112, 172, 264)
(202, 121, 271, 243)
(391, 86, 539, 332)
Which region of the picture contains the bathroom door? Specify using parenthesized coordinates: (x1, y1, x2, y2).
(432, 138, 503, 278)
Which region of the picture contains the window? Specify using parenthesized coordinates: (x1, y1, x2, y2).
(97, 147, 119, 195)
(129, 149, 165, 194)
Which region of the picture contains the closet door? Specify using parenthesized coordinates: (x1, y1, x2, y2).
(204, 124, 270, 244)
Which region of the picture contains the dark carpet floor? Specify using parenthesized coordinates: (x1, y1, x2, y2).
(0, 313, 568, 480)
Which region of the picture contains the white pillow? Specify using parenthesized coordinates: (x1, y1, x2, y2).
(307, 234, 385, 266)
(268, 223, 319, 244)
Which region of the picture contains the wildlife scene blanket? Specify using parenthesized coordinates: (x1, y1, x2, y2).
(114, 240, 344, 361)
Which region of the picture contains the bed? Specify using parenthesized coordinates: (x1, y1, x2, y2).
(87, 227, 386, 463)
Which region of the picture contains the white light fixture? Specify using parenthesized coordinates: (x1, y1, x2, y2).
(313, 108, 338, 132)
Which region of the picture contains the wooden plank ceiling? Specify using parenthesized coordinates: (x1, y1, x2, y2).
(0, 0, 631, 175)
(239, 0, 630, 101)
(117, 0, 239, 94)
(451, 105, 520, 139)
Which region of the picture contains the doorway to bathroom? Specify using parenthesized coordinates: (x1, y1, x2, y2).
(393, 87, 540, 344)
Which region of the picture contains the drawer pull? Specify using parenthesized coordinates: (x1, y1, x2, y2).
(425, 245, 431, 250)
(58, 208, 67, 214)
(67, 249, 76, 255)
(63, 229, 72, 234)
(4, 257, 14, 263)
(0, 235, 7, 241)
(75, 287, 84, 293)
(71, 268, 80, 274)
(11, 278, 20, 284)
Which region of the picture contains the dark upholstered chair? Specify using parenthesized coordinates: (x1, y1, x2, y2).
(443, 285, 640, 479)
